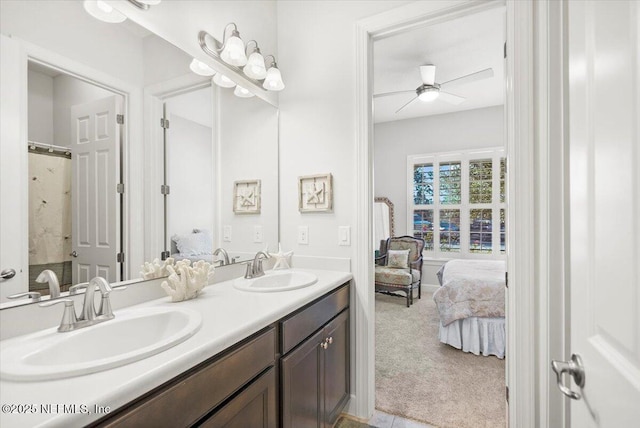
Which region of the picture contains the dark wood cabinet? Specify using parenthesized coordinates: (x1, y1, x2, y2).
(199, 367, 277, 428)
(92, 327, 277, 428)
(91, 282, 350, 428)
(280, 284, 350, 428)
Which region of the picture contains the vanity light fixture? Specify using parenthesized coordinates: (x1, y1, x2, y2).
(189, 58, 216, 77)
(213, 73, 236, 89)
(262, 55, 285, 91)
(83, 0, 127, 23)
(198, 26, 284, 93)
(234, 85, 255, 98)
(219, 23, 248, 67)
(243, 41, 267, 80)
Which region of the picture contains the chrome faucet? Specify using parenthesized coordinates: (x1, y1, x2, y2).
(244, 251, 270, 279)
(35, 269, 61, 299)
(213, 247, 230, 266)
(7, 291, 41, 302)
(40, 277, 125, 332)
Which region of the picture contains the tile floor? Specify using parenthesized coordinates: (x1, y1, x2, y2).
(336, 410, 436, 428)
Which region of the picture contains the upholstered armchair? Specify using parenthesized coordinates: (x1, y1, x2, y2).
(375, 235, 425, 307)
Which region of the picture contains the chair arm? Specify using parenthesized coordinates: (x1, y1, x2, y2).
(410, 255, 423, 272)
(375, 255, 387, 266)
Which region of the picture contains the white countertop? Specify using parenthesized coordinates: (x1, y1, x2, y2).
(0, 269, 352, 428)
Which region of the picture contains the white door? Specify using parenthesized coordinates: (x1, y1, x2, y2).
(0, 35, 27, 302)
(71, 96, 121, 284)
(564, 0, 640, 425)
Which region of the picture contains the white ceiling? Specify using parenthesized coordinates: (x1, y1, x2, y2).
(373, 6, 505, 124)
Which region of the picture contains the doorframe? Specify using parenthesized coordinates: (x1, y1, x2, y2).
(12, 38, 143, 285)
(353, 0, 563, 426)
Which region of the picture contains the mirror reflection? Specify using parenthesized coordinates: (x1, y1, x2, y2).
(0, 1, 279, 307)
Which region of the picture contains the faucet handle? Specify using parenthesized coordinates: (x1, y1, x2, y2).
(98, 286, 126, 319)
(39, 299, 77, 332)
(69, 283, 89, 295)
(8, 291, 42, 302)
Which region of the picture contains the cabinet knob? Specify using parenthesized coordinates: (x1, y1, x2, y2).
(320, 341, 328, 350)
(327, 336, 333, 345)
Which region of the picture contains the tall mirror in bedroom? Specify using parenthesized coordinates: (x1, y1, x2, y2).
(0, 0, 279, 305)
(374, 197, 395, 254)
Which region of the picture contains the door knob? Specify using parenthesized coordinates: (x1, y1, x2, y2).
(551, 353, 585, 400)
(70, 251, 78, 258)
(1, 268, 16, 280)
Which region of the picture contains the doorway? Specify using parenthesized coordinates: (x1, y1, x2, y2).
(370, 5, 507, 427)
(26, 60, 124, 294)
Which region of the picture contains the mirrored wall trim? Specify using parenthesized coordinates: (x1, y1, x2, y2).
(197, 31, 278, 107)
(375, 196, 395, 237)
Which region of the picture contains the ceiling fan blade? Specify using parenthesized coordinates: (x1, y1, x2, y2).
(373, 89, 416, 99)
(440, 68, 494, 88)
(439, 91, 466, 105)
(419, 65, 436, 85)
(395, 95, 419, 113)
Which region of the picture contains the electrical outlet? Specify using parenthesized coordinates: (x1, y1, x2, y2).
(253, 225, 263, 243)
(223, 225, 232, 242)
(298, 226, 309, 245)
(338, 226, 351, 246)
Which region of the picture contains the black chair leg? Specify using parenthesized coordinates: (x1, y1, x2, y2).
(406, 290, 410, 307)
(418, 283, 421, 300)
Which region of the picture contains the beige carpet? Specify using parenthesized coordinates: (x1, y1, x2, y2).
(375, 292, 506, 428)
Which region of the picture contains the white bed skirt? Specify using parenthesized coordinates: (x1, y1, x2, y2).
(438, 317, 505, 359)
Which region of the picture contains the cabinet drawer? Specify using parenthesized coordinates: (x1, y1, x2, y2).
(97, 327, 276, 428)
(281, 283, 349, 354)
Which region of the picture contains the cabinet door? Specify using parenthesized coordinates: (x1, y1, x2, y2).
(281, 329, 325, 428)
(199, 367, 277, 428)
(323, 310, 350, 427)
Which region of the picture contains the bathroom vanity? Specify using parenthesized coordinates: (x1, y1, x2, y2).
(0, 270, 351, 428)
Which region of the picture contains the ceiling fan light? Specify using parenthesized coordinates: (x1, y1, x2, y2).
(83, 0, 127, 23)
(244, 52, 267, 80)
(418, 88, 440, 102)
(263, 67, 285, 91)
(234, 85, 255, 98)
(189, 58, 215, 76)
(220, 34, 247, 66)
(213, 73, 236, 88)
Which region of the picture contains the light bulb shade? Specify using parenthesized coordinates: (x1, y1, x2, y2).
(243, 52, 267, 80)
(83, 0, 127, 23)
(213, 73, 236, 88)
(234, 85, 255, 98)
(136, 0, 162, 4)
(189, 58, 215, 76)
(220, 35, 247, 66)
(263, 67, 285, 91)
(418, 88, 440, 102)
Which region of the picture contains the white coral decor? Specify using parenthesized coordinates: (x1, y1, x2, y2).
(153, 259, 214, 302)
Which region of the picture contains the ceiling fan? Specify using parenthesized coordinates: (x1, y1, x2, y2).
(374, 65, 494, 114)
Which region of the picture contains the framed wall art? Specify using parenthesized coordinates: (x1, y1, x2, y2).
(298, 173, 333, 212)
(233, 179, 261, 214)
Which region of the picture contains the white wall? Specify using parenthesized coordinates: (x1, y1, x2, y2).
(27, 70, 54, 144)
(276, 1, 411, 260)
(374, 105, 504, 234)
(166, 115, 214, 241)
(219, 89, 279, 255)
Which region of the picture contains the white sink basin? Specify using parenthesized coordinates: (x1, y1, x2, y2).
(0, 306, 202, 381)
(234, 270, 318, 292)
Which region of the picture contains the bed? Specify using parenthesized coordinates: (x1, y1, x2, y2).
(433, 259, 506, 358)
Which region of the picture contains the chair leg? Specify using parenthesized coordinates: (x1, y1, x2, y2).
(409, 287, 414, 305)
(418, 283, 421, 300)
(406, 290, 410, 307)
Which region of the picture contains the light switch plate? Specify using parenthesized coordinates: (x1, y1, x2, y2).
(253, 225, 263, 243)
(298, 226, 309, 245)
(338, 226, 351, 246)
(223, 225, 232, 242)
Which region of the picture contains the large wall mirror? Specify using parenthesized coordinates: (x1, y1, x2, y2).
(0, 1, 279, 307)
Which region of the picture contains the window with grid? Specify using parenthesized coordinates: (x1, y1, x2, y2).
(408, 149, 506, 259)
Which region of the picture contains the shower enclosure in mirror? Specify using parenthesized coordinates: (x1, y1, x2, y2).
(0, 0, 279, 306)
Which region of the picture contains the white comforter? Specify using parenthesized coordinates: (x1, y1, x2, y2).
(433, 260, 506, 326)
